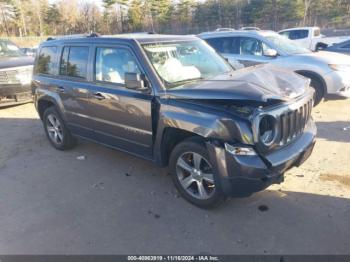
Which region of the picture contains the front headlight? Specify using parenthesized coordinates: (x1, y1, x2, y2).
(15, 67, 32, 85)
(329, 64, 350, 72)
(259, 115, 277, 146)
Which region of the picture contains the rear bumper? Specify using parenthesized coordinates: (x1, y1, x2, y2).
(0, 83, 31, 96)
(0, 83, 32, 106)
(207, 120, 316, 197)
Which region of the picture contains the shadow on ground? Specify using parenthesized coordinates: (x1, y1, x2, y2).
(316, 121, 350, 143)
(0, 117, 349, 254)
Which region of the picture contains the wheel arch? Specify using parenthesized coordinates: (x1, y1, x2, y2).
(37, 96, 62, 120)
(158, 127, 206, 167)
(295, 70, 327, 94)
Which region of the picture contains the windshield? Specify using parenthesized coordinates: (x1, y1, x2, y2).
(142, 40, 233, 88)
(0, 40, 24, 57)
(265, 34, 311, 55)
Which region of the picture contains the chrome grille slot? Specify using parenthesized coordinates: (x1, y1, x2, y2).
(0, 71, 8, 84)
(6, 70, 19, 83)
(280, 114, 288, 144)
(0, 70, 20, 84)
(277, 98, 313, 146)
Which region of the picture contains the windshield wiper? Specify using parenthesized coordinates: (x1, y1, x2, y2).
(168, 77, 205, 87)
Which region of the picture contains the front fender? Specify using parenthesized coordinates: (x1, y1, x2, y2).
(153, 101, 254, 164)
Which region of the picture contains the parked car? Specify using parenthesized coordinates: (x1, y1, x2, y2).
(21, 46, 38, 57)
(0, 39, 34, 107)
(325, 39, 350, 55)
(278, 27, 350, 51)
(200, 30, 350, 105)
(32, 34, 316, 208)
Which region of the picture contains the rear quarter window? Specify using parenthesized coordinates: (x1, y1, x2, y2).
(36, 46, 57, 75)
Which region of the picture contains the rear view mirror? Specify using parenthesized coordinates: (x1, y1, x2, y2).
(264, 48, 278, 57)
(125, 73, 147, 91)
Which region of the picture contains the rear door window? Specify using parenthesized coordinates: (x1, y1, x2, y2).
(279, 31, 290, 38)
(59, 46, 89, 79)
(36, 46, 57, 75)
(205, 37, 239, 54)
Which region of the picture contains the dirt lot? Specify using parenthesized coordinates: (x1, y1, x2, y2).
(0, 98, 349, 254)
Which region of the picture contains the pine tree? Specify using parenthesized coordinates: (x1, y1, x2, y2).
(128, 0, 143, 31)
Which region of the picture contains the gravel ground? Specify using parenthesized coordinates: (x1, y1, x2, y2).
(0, 98, 349, 255)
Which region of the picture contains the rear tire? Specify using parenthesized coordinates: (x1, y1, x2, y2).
(309, 77, 324, 106)
(169, 137, 226, 209)
(43, 107, 77, 150)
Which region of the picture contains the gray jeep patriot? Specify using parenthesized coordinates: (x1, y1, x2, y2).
(32, 34, 316, 208)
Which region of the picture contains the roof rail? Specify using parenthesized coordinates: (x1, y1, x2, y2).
(125, 31, 157, 35)
(240, 27, 261, 31)
(46, 32, 99, 41)
(215, 28, 235, 32)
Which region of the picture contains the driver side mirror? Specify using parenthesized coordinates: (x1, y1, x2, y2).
(125, 73, 148, 91)
(264, 48, 278, 57)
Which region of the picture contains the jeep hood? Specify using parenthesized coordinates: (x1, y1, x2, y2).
(164, 64, 309, 104)
(0, 56, 34, 70)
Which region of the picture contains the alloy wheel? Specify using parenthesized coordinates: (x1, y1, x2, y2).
(176, 152, 215, 200)
(46, 114, 63, 145)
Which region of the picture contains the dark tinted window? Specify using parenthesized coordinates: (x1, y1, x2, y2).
(59, 47, 69, 76)
(95, 47, 141, 84)
(205, 37, 239, 54)
(279, 31, 290, 38)
(288, 30, 309, 40)
(341, 42, 350, 49)
(59, 46, 89, 78)
(36, 46, 57, 74)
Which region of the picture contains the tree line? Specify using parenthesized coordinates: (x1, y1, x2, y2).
(1, 0, 350, 37)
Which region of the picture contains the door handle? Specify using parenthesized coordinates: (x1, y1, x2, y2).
(93, 92, 106, 100)
(55, 86, 66, 93)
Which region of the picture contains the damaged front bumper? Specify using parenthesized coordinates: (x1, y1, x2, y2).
(207, 120, 316, 197)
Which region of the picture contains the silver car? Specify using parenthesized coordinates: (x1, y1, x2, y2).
(199, 30, 350, 105)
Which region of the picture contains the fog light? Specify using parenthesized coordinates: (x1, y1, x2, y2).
(225, 143, 256, 156)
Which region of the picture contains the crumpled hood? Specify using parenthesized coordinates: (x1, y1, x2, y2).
(0, 56, 34, 70)
(295, 50, 350, 65)
(164, 64, 309, 104)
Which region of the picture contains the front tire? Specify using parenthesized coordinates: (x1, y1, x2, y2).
(43, 107, 77, 150)
(309, 77, 324, 106)
(169, 138, 226, 209)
